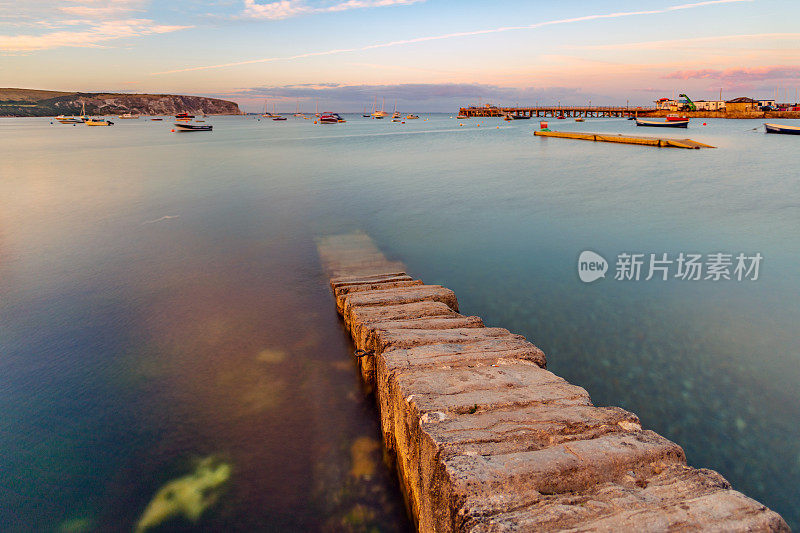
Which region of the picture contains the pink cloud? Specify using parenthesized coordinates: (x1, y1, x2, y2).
(243, 0, 426, 20)
(0, 20, 191, 52)
(663, 65, 800, 81)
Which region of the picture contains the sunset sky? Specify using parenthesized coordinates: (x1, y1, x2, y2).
(2, 0, 799, 111)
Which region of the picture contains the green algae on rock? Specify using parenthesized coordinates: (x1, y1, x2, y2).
(58, 516, 93, 533)
(135, 457, 231, 532)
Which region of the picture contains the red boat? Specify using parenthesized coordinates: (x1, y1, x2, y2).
(175, 112, 195, 119)
(318, 112, 344, 124)
(666, 114, 689, 122)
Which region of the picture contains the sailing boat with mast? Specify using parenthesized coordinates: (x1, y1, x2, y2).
(391, 100, 401, 121)
(371, 96, 388, 119)
(262, 100, 275, 118)
(272, 102, 287, 121)
(293, 100, 305, 118)
(56, 101, 89, 124)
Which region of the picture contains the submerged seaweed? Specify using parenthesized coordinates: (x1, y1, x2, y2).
(136, 456, 231, 532)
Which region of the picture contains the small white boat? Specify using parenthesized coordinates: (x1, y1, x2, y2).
(118, 113, 139, 119)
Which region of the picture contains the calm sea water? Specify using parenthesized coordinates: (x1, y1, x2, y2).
(1, 114, 798, 531)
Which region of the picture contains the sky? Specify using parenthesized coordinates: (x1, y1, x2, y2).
(1, 0, 799, 111)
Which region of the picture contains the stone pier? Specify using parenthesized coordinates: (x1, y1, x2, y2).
(317, 232, 789, 532)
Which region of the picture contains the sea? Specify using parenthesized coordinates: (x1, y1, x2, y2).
(1, 113, 798, 531)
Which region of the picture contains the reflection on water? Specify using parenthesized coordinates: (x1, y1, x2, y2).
(0, 115, 798, 530)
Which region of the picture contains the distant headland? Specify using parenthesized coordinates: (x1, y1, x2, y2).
(0, 88, 240, 117)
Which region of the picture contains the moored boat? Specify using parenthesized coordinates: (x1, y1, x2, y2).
(85, 118, 114, 126)
(56, 102, 89, 123)
(273, 115, 288, 121)
(175, 112, 195, 119)
(764, 123, 800, 135)
(370, 97, 388, 119)
(405, 114, 419, 119)
(575, 117, 585, 122)
(118, 113, 139, 119)
(636, 118, 688, 128)
(174, 122, 212, 131)
(318, 112, 344, 124)
(666, 114, 689, 122)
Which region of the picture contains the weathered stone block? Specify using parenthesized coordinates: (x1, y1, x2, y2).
(352, 316, 485, 388)
(372, 327, 517, 356)
(349, 301, 463, 328)
(331, 273, 413, 290)
(381, 338, 547, 372)
(335, 280, 425, 313)
(466, 465, 790, 532)
(342, 285, 459, 324)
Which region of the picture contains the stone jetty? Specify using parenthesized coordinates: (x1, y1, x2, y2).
(317, 232, 789, 532)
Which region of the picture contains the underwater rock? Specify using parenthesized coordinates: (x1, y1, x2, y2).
(350, 437, 381, 480)
(340, 504, 378, 531)
(58, 517, 92, 533)
(256, 348, 287, 364)
(135, 457, 231, 532)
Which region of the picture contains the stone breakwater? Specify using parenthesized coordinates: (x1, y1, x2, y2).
(317, 232, 789, 533)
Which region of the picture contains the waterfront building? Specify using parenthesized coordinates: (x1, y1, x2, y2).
(694, 100, 726, 111)
(726, 96, 758, 112)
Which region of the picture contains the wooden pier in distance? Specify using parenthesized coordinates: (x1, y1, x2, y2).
(458, 105, 657, 118)
(534, 130, 716, 149)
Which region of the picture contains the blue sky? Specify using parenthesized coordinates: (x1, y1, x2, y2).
(1, 0, 799, 111)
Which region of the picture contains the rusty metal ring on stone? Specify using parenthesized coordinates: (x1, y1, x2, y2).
(354, 349, 374, 358)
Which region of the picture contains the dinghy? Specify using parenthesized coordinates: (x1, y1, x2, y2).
(174, 122, 212, 131)
(636, 118, 688, 128)
(764, 123, 800, 135)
